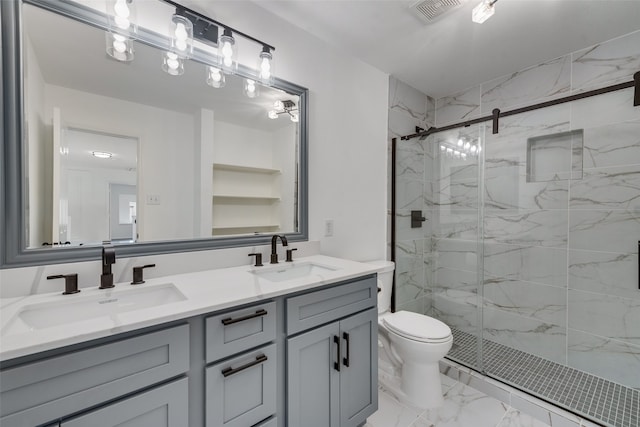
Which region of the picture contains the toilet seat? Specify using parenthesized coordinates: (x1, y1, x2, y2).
(383, 311, 452, 343)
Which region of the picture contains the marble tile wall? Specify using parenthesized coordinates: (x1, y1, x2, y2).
(426, 29, 640, 384)
(389, 76, 435, 314)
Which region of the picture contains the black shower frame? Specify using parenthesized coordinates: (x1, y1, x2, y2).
(390, 71, 640, 309)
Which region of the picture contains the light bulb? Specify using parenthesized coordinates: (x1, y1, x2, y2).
(113, 39, 127, 53)
(472, 0, 496, 24)
(115, 16, 130, 30)
(222, 42, 233, 59)
(470, 145, 477, 153)
(446, 147, 453, 154)
(175, 39, 187, 52)
(464, 142, 471, 150)
(114, 0, 130, 17)
(274, 100, 285, 112)
(206, 66, 225, 88)
(440, 145, 446, 152)
(209, 69, 221, 82)
(260, 58, 271, 79)
(290, 112, 299, 123)
(162, 52, 183, 76)
(175, 22, 188, 40)
(106, 32, 133, 62)
(478, 145, 482, 153)
(457, 138, 464, 147)
(268, 110, 278, 119)
(244, 79, 258, 98)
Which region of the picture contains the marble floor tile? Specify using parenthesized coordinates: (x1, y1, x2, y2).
(364, 385, 422, 427)
(419, 382, 509, 427)
(368, 373, 556, 427)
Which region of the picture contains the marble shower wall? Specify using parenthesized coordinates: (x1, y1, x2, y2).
(430, 29, 640, 387)
(389, 76, 435, 314)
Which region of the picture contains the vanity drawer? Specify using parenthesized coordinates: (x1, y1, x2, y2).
(205, 301, 276, 363)
(286, 275, 376, 335)
(61, 377, 188, 427)
(206, 344, 277, 427)
(0, 324, 189, 427)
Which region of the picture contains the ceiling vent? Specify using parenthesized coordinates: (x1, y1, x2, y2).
(410, 0, 462, 23)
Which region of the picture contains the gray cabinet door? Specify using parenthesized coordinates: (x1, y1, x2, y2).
(287, 322, 340, 427)
(206, 344, 277, 427)
(339, 308, 378, 427)
(61, 378, 188, 427)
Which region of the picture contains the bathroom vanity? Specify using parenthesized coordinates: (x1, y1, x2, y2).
(0, 256, 379, 427)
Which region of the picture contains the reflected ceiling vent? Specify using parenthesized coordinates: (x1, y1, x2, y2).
(410, 0, 462, 23)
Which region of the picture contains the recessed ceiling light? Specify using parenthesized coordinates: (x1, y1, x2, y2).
(92, 151, 113, 159)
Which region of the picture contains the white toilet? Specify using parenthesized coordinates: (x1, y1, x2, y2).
(368, 260, 453, 408)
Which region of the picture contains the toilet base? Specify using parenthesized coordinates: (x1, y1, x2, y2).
(400, 362, 444, 408)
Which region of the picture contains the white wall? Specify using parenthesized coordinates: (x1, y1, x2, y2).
(187, 0, 390, 261)
(43, 84, 196, 242)
(1, 1, 390, 296)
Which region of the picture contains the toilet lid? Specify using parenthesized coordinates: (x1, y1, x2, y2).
(383, 311, 451, 342)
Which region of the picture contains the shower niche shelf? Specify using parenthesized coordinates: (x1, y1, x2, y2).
(526, 129, 584, 182)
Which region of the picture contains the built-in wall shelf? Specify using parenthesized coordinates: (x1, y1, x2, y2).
(212, 161, 283, 236)
(213, 163, 281, 175)
(212, 195, 281, 202)
(211, 223, 280, 236)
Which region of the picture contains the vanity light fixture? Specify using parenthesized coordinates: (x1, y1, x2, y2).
(244, 78, 259, 98)
(105, 0, 137, 61)
(106, 32, 135, 62)
(268, 100, 298, 122)
(218, 28, 238, 74)
(472, 0, 498, 24)
(92, 151, 113, 159)
(206, 66, 226, 88)
(257, 46, 274, 86)
(109, 0, 137, 33)
(162, 51, 184, 76)
(170, 14, 193, 57)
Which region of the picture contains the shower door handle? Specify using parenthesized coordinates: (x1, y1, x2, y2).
(638, 241, 639, 290)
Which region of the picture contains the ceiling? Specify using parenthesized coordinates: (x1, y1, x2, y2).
(254, 0, 640, 98)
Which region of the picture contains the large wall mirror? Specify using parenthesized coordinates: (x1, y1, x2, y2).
(1, 0, 308, 267)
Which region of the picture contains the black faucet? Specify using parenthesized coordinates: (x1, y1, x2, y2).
(99, 245, 116, 289)
(270, 234, 288, 264)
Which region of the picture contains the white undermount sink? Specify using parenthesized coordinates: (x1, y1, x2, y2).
(5, 283, 186, 334)
(251, 261, 339, 282)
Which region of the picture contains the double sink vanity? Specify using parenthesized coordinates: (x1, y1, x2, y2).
(0, 254, 380, 427)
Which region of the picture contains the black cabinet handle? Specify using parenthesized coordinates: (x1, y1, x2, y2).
(221, 309, 268, 325)
(221, 354, 267, 377)
(343, 332, 350, 367)
(333, 335, 341, 372)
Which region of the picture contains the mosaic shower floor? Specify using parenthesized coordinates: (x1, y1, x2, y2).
(447, 328, 639, 427)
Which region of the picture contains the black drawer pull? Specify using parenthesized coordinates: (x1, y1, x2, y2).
(221, 354, 268, 377)
(343, 332, 350, 367)
(333, 335, 341, 372)
(221, 309, 268, 325)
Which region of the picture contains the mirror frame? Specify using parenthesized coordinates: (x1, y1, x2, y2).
(0, 0, 309, 268)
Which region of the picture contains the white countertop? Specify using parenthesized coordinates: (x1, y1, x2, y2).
(0, 255, 379, 362)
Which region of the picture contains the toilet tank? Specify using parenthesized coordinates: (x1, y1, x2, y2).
(365, 261, 395, 314)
